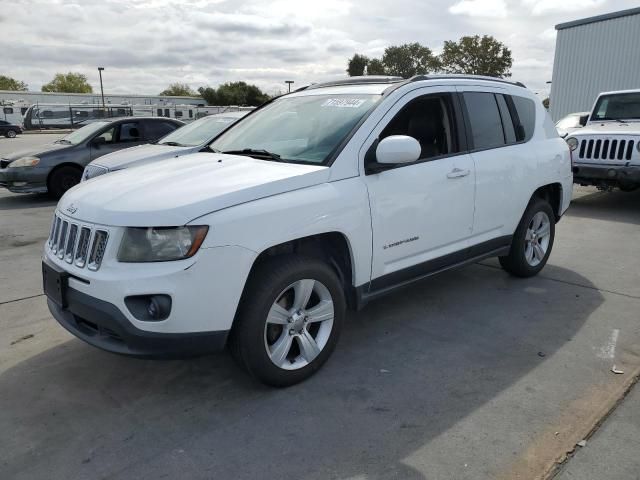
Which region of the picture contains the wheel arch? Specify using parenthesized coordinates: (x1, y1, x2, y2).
(46, 162, 84, 185)
(243, 231, 358, 310)
(531, 182, 563, 222)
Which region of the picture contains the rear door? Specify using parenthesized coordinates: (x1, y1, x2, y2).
(457, 87, 532, 242)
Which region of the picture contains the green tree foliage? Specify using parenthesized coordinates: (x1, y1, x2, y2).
(41, 72, 92, 93)
(381, 43, 440, 78)
(439, 35, 513, 78)
(347, 54, 370, 76)
(0, 75, 28, 91)
(198, 82, 270, 106)
(367, 58, 387, 75)
(159, 83, 197, 96)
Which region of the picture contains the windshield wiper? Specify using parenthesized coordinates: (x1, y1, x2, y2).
(54, 139, 72, 144)
(159, 141, 187, 147)
(222, 148, 282, 161)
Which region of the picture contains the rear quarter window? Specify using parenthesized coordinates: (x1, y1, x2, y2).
(511, 95, 536, 142)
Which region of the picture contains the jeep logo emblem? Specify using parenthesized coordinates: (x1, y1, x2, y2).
(66, 204, 78, 215)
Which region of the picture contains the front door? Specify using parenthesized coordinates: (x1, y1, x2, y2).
(363, 88, 475, 287)
(89, 121, 144, 161)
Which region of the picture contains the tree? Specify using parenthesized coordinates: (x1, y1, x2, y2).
(382, 43, 440, 78)
(439, 35, 513, 78)
(160, 82, 197, 96)
(0, 75, 28, 91)
(347, 54, 369, 76)
(41, 72, 92, 93)
(198, 82, 270, 106)
(367, 58, 386, 75)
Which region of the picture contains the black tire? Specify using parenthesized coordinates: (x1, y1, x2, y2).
(230, 255, 345, 387)
(48, 166, 82, 199)
(6, 130, 17, 138)
(499, 197, 555, 278)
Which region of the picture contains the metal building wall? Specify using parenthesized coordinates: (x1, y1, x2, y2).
(550, 12, 640, 121)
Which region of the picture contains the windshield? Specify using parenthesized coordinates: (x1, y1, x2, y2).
(61, 121, 111, 145)
(592, 93, 640, 121)
(158, 115, 242, 147)
(210, 94, 381, 164)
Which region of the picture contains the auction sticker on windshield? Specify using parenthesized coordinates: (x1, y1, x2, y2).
(321, 98, 366, 108)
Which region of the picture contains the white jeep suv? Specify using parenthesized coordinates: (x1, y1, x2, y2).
(42, 75, 572, 386)
(566, 89, 640, 192)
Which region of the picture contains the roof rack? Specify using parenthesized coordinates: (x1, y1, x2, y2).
(409, 74, 526, 88)
(304, 76, 404, 91)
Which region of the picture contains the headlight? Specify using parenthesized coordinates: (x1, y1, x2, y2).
(8, 156, 40, 167)
(118, 226, 209, 262)
(566, 137, 579, 151)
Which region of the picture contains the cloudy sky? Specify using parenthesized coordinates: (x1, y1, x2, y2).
(1, 0, 637, 97)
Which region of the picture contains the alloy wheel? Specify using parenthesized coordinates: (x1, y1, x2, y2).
(524, 211, 551, 267)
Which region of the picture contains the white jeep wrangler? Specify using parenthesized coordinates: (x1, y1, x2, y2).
(43, 75, 572, 386)
(567, 89, 640, 191)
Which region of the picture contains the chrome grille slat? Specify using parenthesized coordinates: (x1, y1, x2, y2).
(51, 216, 61, 253)
(65, 224, 78, 263)
(88, 230, 108, 271)
(57, 221, 69, 259)
(75, 227, 92, 267)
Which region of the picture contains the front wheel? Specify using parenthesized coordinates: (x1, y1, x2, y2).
(6, 130, 17, 138)
(230, 255, 345, 387)
(499, 198, 555, 277)
(48, 166, 82, 199)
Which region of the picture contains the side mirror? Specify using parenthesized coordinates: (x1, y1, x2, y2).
(376, 135, 421, 165)
(91, 136, 106, 147)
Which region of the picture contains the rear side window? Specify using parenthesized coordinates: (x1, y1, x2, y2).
(511, 95, 536, 142)
(495, 94, 516, 144)
(145, 120, 179, 141)
(463, 92, 504, 150)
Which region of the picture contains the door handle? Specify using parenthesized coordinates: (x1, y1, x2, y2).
(447, 168, 470, 179)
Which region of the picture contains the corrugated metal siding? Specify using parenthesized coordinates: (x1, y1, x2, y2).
(550, 13, 640, 121)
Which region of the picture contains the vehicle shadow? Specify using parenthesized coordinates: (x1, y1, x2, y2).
(0, 193, 56, 211)
(568, 187, 640, 225)
(0, 264, 602, 480)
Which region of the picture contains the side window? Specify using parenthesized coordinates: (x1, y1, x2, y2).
(380, 93, 458, 160)
(96, 127, 116, 143)
(144, 121, 178, 141)
(164, 108, 170, 117)
(495, 94, 516, 144)
(189, 109, 193, 119)
(175, 110, 183, 118)
(462, 92, 505, 150)
(511, 96, 536, 142)
(118, 122, 141, 142)
(157, 108, 163, 117)
(3, 107, 14, 114)
(21, 107, 28, 115)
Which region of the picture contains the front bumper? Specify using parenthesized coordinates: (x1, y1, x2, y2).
(573, 163, 640, 186)
(48, 288, 229, 358)
(0, 167, 48, 193)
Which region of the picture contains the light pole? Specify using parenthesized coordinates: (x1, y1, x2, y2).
(98, 67, 106, 113)
(285, 80, 294, 93)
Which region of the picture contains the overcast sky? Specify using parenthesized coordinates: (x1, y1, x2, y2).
(1, 0, 637, 97)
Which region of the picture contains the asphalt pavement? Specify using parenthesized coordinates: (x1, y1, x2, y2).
(0, 134, 639, 480)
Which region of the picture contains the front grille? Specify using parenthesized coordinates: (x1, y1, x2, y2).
(48, 212, 109, 271)
(82, 164, 109, 181)
(578, 137, 635, 161)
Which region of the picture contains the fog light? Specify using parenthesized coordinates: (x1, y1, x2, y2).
(125, 294, 172, 321)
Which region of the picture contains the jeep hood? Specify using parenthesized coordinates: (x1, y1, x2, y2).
(575, 122, 640, 136)
(58, 153, 330, 226)
(93, 143, 195, 170)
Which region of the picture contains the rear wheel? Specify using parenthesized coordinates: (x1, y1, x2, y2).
(230, 255, 345, 387)
(48, 166, 82, 199)
(499, 198, 555, 277)
(6, 130, 17, 138)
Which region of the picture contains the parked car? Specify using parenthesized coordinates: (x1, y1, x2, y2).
(0, 120, 22, 138)
(566, 89, 640, 191)
(0, 117, 183, 198)
(42, 75, 572, 386)
(82, 111, 249, 181)
(555, 112, 589, 138)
